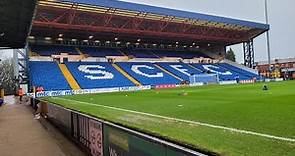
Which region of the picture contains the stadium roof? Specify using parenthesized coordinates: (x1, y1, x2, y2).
(60, 0, 269, 30)
(0, 0, 37, 49)
(31, 0, 270, 46)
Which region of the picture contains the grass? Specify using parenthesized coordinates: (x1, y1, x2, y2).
(43, 81, 295, 156)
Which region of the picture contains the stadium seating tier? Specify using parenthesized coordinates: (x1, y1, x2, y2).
(65, 62, 135, 89)
(28, 46, 260, 90)
(156, 62, 202, 81)
(30, 45, 79, 56)
(29, 61, 71, 91)
(79, 47, 124, 57)
(30, 45, 211, 59)
(116, 62, 181, 85)
(29, 61, 260, 90)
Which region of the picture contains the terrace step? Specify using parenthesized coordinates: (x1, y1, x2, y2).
(58, 63, 81, 90)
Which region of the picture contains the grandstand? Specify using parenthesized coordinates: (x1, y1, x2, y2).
(28, 44, 260, 91)
(28, 59, 260, 91)
(22, 1, 272, 154)
(5, 0, 294, 156)
(24, 0, 268, 92)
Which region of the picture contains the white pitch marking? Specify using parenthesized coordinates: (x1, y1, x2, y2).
(54, 97, 295, 143)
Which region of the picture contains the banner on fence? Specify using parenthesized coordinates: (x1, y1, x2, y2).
(119, 85, 151, 92)
(239, 80, 255, 84)
(219, 81, 237, 85)
(45, 103, 204, 156)
(33, 86, 152, 98)
(155, 84, 177, 89)
(89, 119, 104, 156)
(104, 125, 165, 156)
(35, 90, 75, 97)
(103, 125, 197, 156)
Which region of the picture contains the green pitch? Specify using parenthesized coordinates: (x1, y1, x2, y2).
(43, 81, 295, 156)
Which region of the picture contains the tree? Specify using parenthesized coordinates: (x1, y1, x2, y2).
(0, 59, 16, 95)
(226, 48, 236, 62)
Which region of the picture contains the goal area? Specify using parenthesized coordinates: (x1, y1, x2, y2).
(189, 74, 220, 85)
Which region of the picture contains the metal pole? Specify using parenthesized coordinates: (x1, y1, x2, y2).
(0, 89, 4, 99)
(264, 0, 271, 71)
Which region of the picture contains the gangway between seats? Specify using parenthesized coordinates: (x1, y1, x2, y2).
(112, 64, 142, 86)
(154, 64, 184, 81)
(58, 64, 81, 90)
(75, 47, 88, 59)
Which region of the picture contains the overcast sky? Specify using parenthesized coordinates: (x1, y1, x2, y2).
(120, 0, 295, 63)
(1, 0, 294, 63)
(0, 49, 12, 60)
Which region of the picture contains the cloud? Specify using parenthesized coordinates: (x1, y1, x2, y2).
(0, 49, 13, 60)
(121, 0, 295, 63)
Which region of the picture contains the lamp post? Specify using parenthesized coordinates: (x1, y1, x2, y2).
(264, 0, 272, 73)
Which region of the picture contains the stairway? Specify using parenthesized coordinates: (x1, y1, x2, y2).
(75, 47, 90, 59)
(112, 64, 142, 86)
(118, 49, 128, 56)
(149, 51, 161, 58)
(58, 64, 81, 90)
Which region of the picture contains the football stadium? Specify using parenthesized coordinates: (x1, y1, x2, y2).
(0, 0, 294, 156)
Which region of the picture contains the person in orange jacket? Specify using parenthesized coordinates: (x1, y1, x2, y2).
(18, 88, 24, 102)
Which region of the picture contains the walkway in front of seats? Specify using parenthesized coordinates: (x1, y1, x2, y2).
(0, 96, 86, 156)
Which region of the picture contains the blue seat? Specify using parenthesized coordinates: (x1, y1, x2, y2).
(30, 45, 211, 59)
(191, 63, 238, 81)
(65, 62, 134, 89)
(30, 45, 79, 56)
(153, 50, 210, 59)
(156, 62, 202, 81)
(116, 62, 181, 85)
(124, 49, 159, 58)
(218, 63, 260, 80)
(29, 61, 260, 90)
(79, 47, 123, 57)
(29, 61, 71, 91)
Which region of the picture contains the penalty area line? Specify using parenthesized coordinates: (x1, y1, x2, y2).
(54, 97, 295, 143)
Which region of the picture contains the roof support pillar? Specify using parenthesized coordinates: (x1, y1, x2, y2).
(243, 39, 254, 68)
(15, 47, 29, 85)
